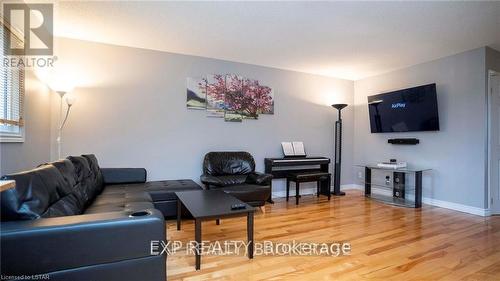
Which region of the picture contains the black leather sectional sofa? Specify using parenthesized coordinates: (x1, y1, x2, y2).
(0, 154, 201, 280)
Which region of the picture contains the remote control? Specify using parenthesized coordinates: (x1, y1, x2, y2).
(231, 203, 246, 210)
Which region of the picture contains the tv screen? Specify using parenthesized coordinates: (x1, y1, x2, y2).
(368, 83, 439, 133)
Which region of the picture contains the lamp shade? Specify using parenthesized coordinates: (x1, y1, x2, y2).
(51, 84, 74, 94)
(65, 94, 77, 106)
(331, 104, 348, 110)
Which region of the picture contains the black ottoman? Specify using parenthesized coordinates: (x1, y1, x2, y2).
(103, 179, 203, 218)
(145, 180, 203, 217)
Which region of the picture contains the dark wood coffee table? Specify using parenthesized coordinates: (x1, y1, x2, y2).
(175, 190, 255, 270)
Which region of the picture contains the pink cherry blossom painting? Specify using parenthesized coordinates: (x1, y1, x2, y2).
(187, 73, 274, 122)
(204, 74, 225, 118)
(186, 77, 206, 110)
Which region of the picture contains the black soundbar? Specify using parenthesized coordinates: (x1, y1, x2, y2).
(388, 138, 419, 145)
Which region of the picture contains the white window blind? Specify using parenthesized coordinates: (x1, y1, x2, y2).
(0, 21, 25, 140)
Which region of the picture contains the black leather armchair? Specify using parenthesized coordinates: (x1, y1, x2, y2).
(200, 152, 272, 206)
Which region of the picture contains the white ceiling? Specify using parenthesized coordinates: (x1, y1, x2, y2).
(54, 1, 500, 81)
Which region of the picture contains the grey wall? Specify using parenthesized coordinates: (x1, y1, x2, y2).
(45, 38, 354, 195)
(353, 47, 488, 208)
(0, 71, 52, 175)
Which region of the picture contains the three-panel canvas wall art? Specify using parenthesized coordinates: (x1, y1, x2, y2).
(187, 74, 274, 122)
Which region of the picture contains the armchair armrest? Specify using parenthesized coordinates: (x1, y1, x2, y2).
(246, 172, 273, 185)
(101, 168, 147, 184)
(1, 209, 165, 276)
(200, 174, 224, 187)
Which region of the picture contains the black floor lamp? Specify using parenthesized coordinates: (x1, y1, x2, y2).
(331, 103, 348, 196)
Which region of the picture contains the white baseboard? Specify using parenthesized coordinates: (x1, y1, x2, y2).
(341, 184, 490, 217)
(422, 197, 490, 216)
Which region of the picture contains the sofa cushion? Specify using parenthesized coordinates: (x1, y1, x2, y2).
(101, 168, 147, 185)
(200, 175, 248, 187)
(67, 156, 98, 207)
(43, 160, 77, 197)
(246, 172, 273, 185)
(211, 175, 247, 186)
(1, 165, 66, 221)
(92, 192, 152, 206)
(48, 159, 85, 212)
(82, 154, 105, 194)
(41, 193, 83, 218)
(83, 201, 155, 214)
(203, 151, 255, 176)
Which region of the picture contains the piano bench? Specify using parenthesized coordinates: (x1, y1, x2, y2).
(286, 172, 331, 205)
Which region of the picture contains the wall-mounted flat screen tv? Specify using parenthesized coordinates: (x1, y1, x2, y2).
(368, 83, 439, 133)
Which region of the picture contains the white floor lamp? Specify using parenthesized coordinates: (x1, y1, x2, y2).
(55, 90, 76, 159)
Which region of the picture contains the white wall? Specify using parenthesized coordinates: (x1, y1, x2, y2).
(0, 71, 52, 175)
(47, 38, 354, 195)
(353, 47, 488, 209)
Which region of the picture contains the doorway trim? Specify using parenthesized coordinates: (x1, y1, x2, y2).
(488, 69, 499, 215)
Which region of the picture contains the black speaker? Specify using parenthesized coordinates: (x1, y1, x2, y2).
(388, 138, 419, 145)
(393, 172, 405, 198)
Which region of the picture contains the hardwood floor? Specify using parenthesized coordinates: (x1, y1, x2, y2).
(166, 190, 500, 280)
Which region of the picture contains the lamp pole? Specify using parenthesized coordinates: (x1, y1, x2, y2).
(331, 104, 348, 196)
(56, 91, 67, 160)
(55, 91, 76, 159)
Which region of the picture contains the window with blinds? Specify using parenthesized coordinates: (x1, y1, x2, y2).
(1, 21, 25, 141)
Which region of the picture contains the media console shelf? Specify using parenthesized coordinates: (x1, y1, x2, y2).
(356, 164, 431, 208)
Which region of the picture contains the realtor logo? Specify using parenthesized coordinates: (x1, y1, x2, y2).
(3, 3, 53, 56)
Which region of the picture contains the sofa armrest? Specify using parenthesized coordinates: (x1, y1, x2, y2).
(101, 168, 147, 184)
(1, 209, 165, 276)
(246, 172, 273, 185)
(200, 174, 224, 188)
